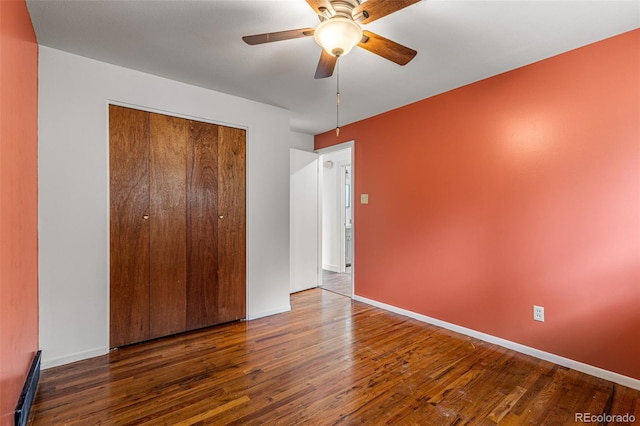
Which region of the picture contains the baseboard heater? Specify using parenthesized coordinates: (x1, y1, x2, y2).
(14, 350, 41, 426)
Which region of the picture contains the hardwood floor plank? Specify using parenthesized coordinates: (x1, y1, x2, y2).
(609, 385, 640, 423)
(28, 289, 639, 425)
(486, 385, 528, 423)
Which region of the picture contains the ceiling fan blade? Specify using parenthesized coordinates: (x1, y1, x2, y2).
(358, 31, 417, 65)
(242, 28, 315, 45)
(353, 0, 421, 24)
(315, 49, 337, 79)
(305, 0, 335, 19)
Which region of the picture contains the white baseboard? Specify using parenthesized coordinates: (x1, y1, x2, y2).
(322, 263, 340, 273)
(354, 295, 640, 390)
(41, 346, 109, 370)
(247, 304, 291, 320)
(41, 307, 292, 369)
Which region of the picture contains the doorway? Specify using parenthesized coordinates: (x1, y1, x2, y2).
(318, 144, 353, 298)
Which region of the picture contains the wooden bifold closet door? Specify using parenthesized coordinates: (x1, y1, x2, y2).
(109, 105, 246, 348)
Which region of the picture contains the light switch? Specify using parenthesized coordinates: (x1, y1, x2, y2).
(360, 194, 369, 204)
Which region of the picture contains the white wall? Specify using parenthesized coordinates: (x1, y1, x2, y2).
(289, 131, 314, 152)
(38, 46, 291, 368)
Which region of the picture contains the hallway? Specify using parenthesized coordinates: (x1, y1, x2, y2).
(321, 268, 351, 297)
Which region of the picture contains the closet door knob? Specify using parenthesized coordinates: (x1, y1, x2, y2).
(218, 215, 224, 219)
(142, 215, 149, 220)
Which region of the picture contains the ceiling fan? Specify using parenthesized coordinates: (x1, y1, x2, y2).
(242, 0, 420, 79)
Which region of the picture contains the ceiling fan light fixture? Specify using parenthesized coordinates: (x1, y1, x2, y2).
(314, 17, 362, 57)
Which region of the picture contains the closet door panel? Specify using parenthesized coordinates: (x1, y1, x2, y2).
(217, 127, 247, 323)
(109, 105, 150, 347)
(186, 121, 219, 330)
(149, 113, 188, 338)
(110, 107, 247, 346)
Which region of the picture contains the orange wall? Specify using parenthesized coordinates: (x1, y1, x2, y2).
(316, 30, 640, 379)
(0, 0, 39, 423)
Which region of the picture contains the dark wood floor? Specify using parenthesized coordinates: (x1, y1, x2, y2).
(29, 289, 639, 425)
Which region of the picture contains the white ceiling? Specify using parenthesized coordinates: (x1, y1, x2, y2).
(26, 0, 639, 135)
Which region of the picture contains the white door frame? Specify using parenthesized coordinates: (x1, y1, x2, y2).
(316, 141, 355, 298)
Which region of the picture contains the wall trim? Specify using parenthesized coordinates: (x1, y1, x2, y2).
(42, 347, 108, 370)
(41, 303, 290, 369)
(106, 99, 248, 131)
(354, 295, 640, 390)
(322, 262, 340, 273)
(247, 305, 291, 321)
(41, 304, 291, 369)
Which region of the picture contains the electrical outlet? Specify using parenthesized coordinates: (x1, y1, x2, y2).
(533, 305, 545, 322)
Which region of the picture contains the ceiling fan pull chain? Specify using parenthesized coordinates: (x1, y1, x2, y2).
(336, 58, 340, 136)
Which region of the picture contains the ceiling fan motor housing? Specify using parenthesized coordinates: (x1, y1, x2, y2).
(314, 0, 363, 57)
(314, 17, 363, 57)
